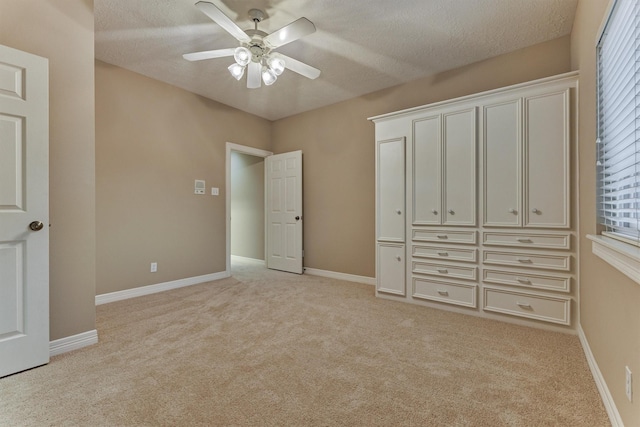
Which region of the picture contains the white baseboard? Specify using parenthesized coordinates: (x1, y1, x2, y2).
(95, 271, 230, 305)
(50, 329, 98, 357)
(577, 324, 623, 426)
(231, 255, 266, 265)
(304, 267, 375, 286)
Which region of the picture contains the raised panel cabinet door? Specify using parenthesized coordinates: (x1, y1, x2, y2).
(483, 99, 522, 226)
(524, 90, 570, 228)
(443, 107, 477, 226)
(377, 137, 405, 241)
(412, 115, 442, 225)
(377, 244, 406, 296)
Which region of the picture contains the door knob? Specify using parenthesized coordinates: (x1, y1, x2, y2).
(295, 216, 300, 221)
(29, 221, 44, 231)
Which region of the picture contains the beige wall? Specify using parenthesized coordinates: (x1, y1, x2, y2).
(0, 0, 96, 341)
(571, 0, 640, 424)
(230, 152, 265, 260)
(272, 36, 571, 277)
(95, 61, 271, 295)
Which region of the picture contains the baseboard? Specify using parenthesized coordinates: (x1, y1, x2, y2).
(231, 255, 266, 265)
(304, 267, 375, 286)
(95, 271, 230, 305)
(577, 324, 623, 426)
(50, 329, 98, 357)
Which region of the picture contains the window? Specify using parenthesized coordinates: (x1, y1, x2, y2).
(597, 0, 640, 247)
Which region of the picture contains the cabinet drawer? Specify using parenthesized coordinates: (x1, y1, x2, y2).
(412, 229, 477, 244)
(413, 277, 477, 308)
(412, 245, 477, 263)
(482, 232, 570, 250)
(482, 269, 570, 293)
(483, 250, 570, 271)
(412, 261, 477, 281)
(482, 287, 570, 325)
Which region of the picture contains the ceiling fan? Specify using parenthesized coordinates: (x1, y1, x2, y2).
(183, 1, 321, 89)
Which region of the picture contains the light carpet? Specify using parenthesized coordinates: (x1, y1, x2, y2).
(1, 259, 609, 426)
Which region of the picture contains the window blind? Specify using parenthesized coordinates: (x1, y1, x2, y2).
(597, 0, 640, 244)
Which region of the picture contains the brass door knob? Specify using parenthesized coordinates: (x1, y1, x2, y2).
(29, 221, 44, 231)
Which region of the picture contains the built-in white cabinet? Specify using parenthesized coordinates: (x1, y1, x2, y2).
(483, 99, 522, 227)
(523, 90, 570, 228)
(377, 137, 405, 242)
(371, 72, 578, 331)
(377, 243, 406, 296)
(376, 135, 406, 296)
(413, 107, 477, 226)
(483, 90, 570, 228)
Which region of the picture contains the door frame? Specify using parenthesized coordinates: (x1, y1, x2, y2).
(225, 142, 273, 274)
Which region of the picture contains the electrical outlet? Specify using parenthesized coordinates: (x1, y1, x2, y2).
(150, 262, 157, 273)
(626, 366, 633, 402)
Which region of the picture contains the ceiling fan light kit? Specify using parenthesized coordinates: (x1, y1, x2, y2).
(183, 1, 321, 89)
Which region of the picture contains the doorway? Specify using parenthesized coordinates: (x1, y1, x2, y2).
(225, 143, 272, 273)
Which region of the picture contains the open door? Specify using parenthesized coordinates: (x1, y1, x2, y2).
(0, 45, 50, 377)
(266, 151, 303, 274)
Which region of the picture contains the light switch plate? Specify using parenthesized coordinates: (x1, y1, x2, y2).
(211, 187, 219, 196)
(195, 180, 205, 195)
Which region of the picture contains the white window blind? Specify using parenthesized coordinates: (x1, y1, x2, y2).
(597, 0, 640, 244)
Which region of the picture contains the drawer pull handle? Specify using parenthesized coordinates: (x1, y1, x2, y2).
(532, 208, 540, 214)
(437, 290, 449, 296)
(517, 238, 533, 243)
(448, 209, 455, 214)
(396, 209, 402, 215)
(436, 234, 448, 239)
(432, 209, 438, 215)
(517, 258, 532, 263)
(396, 256, 402, 262)
(508, 208, 518, 214)
(516, 277, 532, 284)
(437, 268, 448, 274)
(438, 252, 449, 256)
(516, 302, 532, 309)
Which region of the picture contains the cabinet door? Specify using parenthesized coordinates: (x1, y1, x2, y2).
(443, 107, 477, 226)
(412, 115, 441, 225)
(377, 137, 405, 241)
(524, 90, 570, 228)
(377, 243, 405, 296)
(483, 99, 522, 226)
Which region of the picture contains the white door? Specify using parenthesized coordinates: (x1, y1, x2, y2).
(524, 90, 570, 228)
(266, 151, 303, 274)
(0, 45, 49, 377)
(376, 243, 405, 296)
(483, 99, 522, 227)
(377, 137, 405, 240)
(443, 107, 477, 226)
(413, 116, 441, 225)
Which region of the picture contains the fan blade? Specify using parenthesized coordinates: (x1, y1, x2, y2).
(272, 53, 321, 80)
(247, 62, 262, 89)
(263, 17, 316, 49)
(195, 1, 251, 44)
(183, 47, 235, 61)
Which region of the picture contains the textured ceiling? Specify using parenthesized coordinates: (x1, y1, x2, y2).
(95, 0, 578, 121)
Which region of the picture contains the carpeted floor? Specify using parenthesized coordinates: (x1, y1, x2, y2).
(1, 259, 609, 426)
